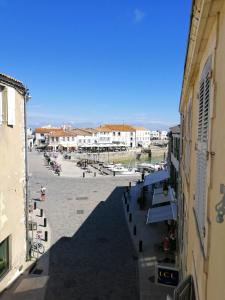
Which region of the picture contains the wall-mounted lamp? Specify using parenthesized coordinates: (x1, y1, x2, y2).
(215, 184, 225, 223)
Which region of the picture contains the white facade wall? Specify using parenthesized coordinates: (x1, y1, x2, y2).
(135, 130, 151, 147)
(110, 131, 136, 148)
(160, 131, 168, 140)
(150, 131, 160, 139)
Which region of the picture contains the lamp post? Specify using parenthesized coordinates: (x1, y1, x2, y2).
(24, 88, 32, 260)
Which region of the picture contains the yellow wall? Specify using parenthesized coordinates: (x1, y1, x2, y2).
(180, 1, 225, 300)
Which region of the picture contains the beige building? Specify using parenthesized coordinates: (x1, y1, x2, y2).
(0, 74, 29, 291)
(178, 1, 225, 299)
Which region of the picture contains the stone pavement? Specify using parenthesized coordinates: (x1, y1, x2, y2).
(123, 182, 174, 300)
(0, 152, 141, 300)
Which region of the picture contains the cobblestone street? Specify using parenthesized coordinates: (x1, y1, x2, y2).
(29, 152, 139, 300)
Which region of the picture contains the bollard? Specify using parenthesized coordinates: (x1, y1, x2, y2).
(139, 240, 143, 252)
(34, 202, 37, 210)
(94, 172, 96, 177)
(44, 218, 47, 227)
(126, 204, 129, 212)
(141, 173, 145, 182)
(129, 182, 131, 188)
(83, 172, 85, 178)
(133, 225, 137, 236)
(44, 231, 48, 242)
(129, 213, 132, 222)
(124, 196, 127, 205)
(113, 171, 116, 176)
(40, 209, 43, 217)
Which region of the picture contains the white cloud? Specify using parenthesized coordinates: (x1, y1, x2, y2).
(133, 9, 146, 23)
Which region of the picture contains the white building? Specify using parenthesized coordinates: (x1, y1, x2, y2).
(150, 130, 160, 140)
(133, 126, 151, 148)
(159, 130, 168, 140)
(96, 124, 136, 148)
(34, 127, 61, 147)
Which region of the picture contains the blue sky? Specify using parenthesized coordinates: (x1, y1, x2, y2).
(1, 0, 191, 129)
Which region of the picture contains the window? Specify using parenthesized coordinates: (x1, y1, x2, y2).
(63, 137, 65, 141)
(0, 237, 9, 278)
(67, 137, 70, 141)
(113, 132, 116, 136)
(56, 137, 59, 142)
(118, 132, 121, 136)
(195, 56, 211, 240)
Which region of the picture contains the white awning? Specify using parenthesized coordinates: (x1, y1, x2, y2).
(146, 203, 177, 224)
(143, 170, 169, 187)
(152, 186, 175, 206)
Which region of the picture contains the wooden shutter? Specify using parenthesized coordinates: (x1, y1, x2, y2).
(7, 86, 16, 126)
(195, 58, 211, 238)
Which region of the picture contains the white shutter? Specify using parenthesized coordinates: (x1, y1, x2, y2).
(195, 65, 211, 238)
(7, 87, 16, 126)
(0, 90, 2, 125)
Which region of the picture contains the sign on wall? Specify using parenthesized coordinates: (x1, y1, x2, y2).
(155, 264, 179, 287)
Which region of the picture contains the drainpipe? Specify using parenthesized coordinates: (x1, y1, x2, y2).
(24, 88, 31, 260)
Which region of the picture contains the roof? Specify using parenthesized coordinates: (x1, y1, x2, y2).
(169, 125, 180, 134)
(35, 128, 61, 134)
(0, 73, 26, 92)
(132, 126, 149, 131)
(72, 129, 92, 136)
(49, 130, 77, 137)
(97, 124, 136, 132)
(82, 128, 98, 134)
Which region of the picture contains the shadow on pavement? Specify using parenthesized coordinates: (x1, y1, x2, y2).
(44, 186, 139, 300)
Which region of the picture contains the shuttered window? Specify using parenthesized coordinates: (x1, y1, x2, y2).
(7, 86, 16, 126)
(195, 57, 211, 240)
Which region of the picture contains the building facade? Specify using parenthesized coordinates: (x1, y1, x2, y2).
(178, 1, 225, 299)
(133, 126, 151, 148)
(0, 74, 29, 292)
(168, 125, 180, 198)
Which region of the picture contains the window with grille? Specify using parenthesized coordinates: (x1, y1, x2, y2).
(195, 56, 211, 240)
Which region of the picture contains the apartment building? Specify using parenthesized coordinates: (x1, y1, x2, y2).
(132, 126, 151, 148)
(34, 127, 61, 147)
(177, 1, 225, 299)
(96, 124, 136, 148)
(0, 74, 29, 291)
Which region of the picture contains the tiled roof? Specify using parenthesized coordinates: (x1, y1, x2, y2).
(72, 129, 92, 136)
(98, 124, 136, 132)
(35, 128, 61, 134)
(132, 126, 149, 131)
(49, 130, 77, 137)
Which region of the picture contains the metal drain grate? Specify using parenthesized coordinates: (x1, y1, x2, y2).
(76, 197, 88, 200)
(77, 210, 84, 214)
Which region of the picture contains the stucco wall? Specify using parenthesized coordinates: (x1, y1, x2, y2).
(180, 2, 225, 299)
(0, 87, 26, 291)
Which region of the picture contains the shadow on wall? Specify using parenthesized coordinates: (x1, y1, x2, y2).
(4, 187, 139, 300)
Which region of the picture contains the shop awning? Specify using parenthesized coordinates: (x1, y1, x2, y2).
(152, 186, 175, 206)
(143, 170, 169, 187)
(146, 203, 177, 224)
